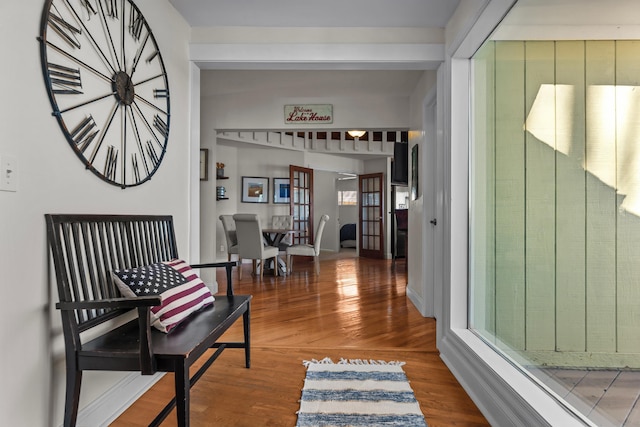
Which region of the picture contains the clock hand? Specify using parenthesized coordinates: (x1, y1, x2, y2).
(57, 91, 117, 115)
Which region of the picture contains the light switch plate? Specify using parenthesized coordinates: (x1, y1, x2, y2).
(0, 155, 17, 192)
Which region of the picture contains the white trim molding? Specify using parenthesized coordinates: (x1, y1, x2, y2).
(440, 330, 589, 427)
(190, 43, 445, 70)
(73, 373, 163, 427)
(406, 285, 428, 317)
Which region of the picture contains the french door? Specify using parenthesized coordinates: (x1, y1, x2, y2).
(359, 173, 385, 259)
(289, 165, 314, 245)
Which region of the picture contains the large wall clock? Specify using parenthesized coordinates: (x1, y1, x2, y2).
(38, 0, 170, 188)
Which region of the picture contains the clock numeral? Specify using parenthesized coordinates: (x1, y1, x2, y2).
(130, 31, 150, 75)
(102, 0, 118, 19)
(48, 11, 81, 49)
(71, 116, 99, 153)
(145, 140, 160, 168)
(47, 63, 83, 95)
(131, 153, 141, 183)
(153, 115, 169, 138)
(104, 145, 118, 181)
(146, 50, 159, 63)
(154, 89, 169, 99)
(129, 6, 145, 40)
(81, 0, 97, 18)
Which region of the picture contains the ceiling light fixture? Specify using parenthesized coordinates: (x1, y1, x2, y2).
(347, 130, 366, 138)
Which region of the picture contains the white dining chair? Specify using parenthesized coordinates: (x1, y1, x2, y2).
(233, 213, 280, 279)
(286, 214, 329, 275)
(219, 214, 240, 264)
(271, 214, 294, 251)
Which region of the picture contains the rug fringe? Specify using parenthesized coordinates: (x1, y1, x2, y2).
(302, 358, 406, 367)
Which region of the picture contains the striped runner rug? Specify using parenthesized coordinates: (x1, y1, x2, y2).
(296, 358, 428, 427)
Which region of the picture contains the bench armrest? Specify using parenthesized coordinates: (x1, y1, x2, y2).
(56, 296, 161, 311)
(190, 261, 238, 297)
(57, 297, 159, 375)
(191, 261, 237, 269)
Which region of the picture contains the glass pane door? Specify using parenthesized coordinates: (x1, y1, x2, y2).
(290, 165, 314, 245)
(359, 173, 384, 259)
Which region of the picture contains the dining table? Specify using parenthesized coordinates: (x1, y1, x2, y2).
(262, 228, 294, 245)
(261, 228, 295, 275)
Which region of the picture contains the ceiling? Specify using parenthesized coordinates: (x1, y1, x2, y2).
(171, 1, 459, 101)
(168, 0, 460, 28)
(170, 0, 640, 132)
(168, 0, 640, 34)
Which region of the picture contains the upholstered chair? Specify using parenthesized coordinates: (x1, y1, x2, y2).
(233, 213, 280, 279)
(286, 214, 329, 275)
(271, 214, 294, 251)
(219, 214, 240, 264)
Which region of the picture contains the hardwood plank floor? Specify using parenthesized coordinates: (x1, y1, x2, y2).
(535, 368, 640, 427)
(111, 254, 488, 426)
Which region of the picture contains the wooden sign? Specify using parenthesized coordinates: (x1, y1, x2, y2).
(284, 104, 333, 124)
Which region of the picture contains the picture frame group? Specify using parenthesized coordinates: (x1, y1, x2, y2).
(273, 178, 290, 204)
(241, 176, 291, 204)
(199, 149, 209, 181)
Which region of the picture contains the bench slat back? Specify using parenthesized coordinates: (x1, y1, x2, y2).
(46, 214, 178, 333)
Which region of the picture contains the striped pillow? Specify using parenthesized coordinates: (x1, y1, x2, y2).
(112, 259, 215, 333)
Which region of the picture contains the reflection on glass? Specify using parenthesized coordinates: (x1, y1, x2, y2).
(471, 39, 640, 426)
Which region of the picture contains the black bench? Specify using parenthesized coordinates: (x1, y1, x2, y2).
(46, 214, 251, 427)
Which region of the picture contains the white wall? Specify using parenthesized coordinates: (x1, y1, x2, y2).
(202, 72, 413, 131)
(0, 1, 192, 425)
(405, 71, 438, 315)
(314, 170, 340, 252)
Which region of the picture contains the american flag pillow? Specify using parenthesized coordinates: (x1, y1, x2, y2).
(112, 259, 215, 333)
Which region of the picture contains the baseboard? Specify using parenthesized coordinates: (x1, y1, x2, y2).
(439, 329, 591, 427)
(406, 286, 428, 317)
(74, 372, 164, 427)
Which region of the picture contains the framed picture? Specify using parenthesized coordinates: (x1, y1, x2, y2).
(411, 144, 419, 200)
(200, 149, 209, 181)
(241, 176, 269, 203)
(273, 178, 290, 204)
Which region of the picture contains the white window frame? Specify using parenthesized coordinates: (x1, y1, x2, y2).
(338, 190, 358, 206)
(437, 1, 593, 426)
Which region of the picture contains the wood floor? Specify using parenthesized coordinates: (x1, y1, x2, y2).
(532, 367, 640, 427)
(111, 254, 489, 427)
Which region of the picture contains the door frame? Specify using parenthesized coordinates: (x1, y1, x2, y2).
(405, 86, 439, 319)
(289, 165, 314, 245)
(358, 172, 385, 259)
